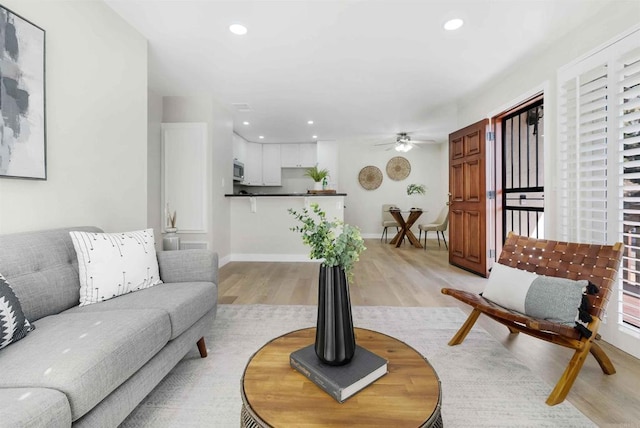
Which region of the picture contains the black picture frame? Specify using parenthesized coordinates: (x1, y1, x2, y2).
(0, 4, 46, 180)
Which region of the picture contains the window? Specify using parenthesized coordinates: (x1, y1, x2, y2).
(558, 63, 608, 245)
(619, 45, 640, 330)
(557, 28, 640, 357)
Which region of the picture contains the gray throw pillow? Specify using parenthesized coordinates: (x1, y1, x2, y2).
(0, 273, 34, 350)
(483, 263, 587, 326)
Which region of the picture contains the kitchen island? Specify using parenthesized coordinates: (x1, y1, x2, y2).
(225, 193, 346, 262)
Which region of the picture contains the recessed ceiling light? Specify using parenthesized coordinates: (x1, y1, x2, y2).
(307, 120, 314, 125)
(242, 121, 250, 125)
(312, 135, 318, 139)
(259, 135, 264, 139)
(229, 23, 248, 35)
(444, 18, 464, 31)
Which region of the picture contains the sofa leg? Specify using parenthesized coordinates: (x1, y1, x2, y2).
(197, 337, 207, 358)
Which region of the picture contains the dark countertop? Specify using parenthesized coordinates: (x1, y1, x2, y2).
(225, 192, 347, 197)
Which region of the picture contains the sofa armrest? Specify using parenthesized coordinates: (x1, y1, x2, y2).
(157, 250, 218, 285)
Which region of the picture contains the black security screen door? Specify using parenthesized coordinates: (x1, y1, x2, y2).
(502, 99, 544, 243)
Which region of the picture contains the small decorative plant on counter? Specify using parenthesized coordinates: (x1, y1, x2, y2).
(288, 203, 366, 365)
(305, 165, 330, 190)
(406, 183, 426, 196)
(304, 165, 330, 183)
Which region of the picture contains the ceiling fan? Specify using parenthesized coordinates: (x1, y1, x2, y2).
(374, 133, 436, 152)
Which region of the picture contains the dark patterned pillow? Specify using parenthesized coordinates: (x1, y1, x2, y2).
(0, 273, 34, 350)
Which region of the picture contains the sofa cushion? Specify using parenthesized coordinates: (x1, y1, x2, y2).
(65, 282, 217, 340)
(69, 229, 163, 306)
(0, 273, 34, 350)
(0, 387, 72, 428)
(0, 226, 101, 322)
(0, 310, 171, 421)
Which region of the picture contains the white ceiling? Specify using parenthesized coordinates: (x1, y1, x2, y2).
(105, 0, 613, 145)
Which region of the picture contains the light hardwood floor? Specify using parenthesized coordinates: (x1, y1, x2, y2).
(219, 238, 640, 427)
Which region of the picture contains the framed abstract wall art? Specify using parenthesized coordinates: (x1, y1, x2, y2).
(0, 5, 45, 180)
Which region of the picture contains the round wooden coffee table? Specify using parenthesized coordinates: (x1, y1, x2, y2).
(241, 328, 443, 427)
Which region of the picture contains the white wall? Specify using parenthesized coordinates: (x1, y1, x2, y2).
(158, 97, 233, 261)
(148, 89, 163, 247)
(0, 1, 148, 234)
(210, 101, 234, 263)
(338, 141, 448, 238)
(317, 140, 339, 190)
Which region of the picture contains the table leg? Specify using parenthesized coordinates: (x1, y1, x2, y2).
(388, 210, 406, 247)
(404, 211, 424, 249)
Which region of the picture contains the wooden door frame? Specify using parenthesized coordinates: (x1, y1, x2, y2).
(491, 93, 543, 257)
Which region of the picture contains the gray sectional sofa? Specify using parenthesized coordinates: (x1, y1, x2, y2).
(0, 227, 218, 427)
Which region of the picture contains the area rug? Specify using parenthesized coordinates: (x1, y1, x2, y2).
(121, 305, 595, 427)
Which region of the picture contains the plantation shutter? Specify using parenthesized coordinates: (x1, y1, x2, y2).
(557, 63, 609, 245)
(618, 45, 640, 332)
(557, 28, 640, 358)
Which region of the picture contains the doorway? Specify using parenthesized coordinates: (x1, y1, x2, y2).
(500, 99, 544, 242)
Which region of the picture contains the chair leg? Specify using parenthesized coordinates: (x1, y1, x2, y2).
(590, 341, 616, 375)
(381, 227, 386, 242)
(441, 232, 448, 250)
(436, 231, 441, 247)
(197, 337, 208, 358)
(448, 308, 481, 346)
(546, 343, 592, 406)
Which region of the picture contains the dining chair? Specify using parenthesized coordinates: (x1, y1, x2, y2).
(381, 204, 399, 243)
(418, 206, 449, 249)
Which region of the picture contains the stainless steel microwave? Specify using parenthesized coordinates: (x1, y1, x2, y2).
(233, 160, 244, 182)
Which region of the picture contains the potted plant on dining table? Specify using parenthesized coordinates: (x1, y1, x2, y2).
(288, 203, 366, 365)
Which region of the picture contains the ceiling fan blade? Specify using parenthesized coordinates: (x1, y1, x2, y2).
(373, 142, 394, 146)
(411, 139, 437, 145)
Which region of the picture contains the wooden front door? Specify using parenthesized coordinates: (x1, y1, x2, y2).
(449, 119, 490, 277)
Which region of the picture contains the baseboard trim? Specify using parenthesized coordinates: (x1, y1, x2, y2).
(218, 254, 231, 267)
(229, 254, 317, 263)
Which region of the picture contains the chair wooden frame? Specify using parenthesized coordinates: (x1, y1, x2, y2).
(441, 232, 624, 406)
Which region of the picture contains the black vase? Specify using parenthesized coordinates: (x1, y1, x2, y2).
(315, 265, 356, 366)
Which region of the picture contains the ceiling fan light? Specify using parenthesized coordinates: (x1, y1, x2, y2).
(444, 18, 464, 31)
(395, 143, 412, 152)
(229, 23, 248, 35)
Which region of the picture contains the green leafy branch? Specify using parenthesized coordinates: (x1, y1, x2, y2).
(407, 183, 426, 196)
(288, 203, 366, 282)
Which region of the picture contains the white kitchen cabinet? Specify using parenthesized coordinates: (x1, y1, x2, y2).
(262, 144, 282, 186)
(280, 144, 299, 168)
(161, 123, 207, 233)
(243, 142, 263, 185)
(243, 142, 281, 186)
(281, 143, 317, 168)
(298, 143, 317, 167)
(232, 133, 247, 164)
